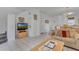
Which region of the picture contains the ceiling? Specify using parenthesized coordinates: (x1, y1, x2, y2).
(0, 7, 79, 16)
(36, 7, 79, 16)
(15, 7, 79, 16)
(0, 7, 79, 21)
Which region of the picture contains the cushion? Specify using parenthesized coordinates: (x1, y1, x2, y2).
(74, 33, 79, 39)
(62, 37, 76, 44)
(60, 29, 70, 38)
(56, 30, 61, 36)
(75, 28, 79, 33)
(69, 29, 76, 38)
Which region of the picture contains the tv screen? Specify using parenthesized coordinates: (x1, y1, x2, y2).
(17, 23, 28, 30)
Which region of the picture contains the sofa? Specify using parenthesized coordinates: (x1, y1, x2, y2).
(50, 25, 79, 50)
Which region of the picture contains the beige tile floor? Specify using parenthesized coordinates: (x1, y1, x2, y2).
(0, 34, 76, 51)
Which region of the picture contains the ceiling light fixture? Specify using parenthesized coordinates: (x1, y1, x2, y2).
(64, 7, 74, 19)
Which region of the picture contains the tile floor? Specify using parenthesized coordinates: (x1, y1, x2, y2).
(0, 34, 76, 51)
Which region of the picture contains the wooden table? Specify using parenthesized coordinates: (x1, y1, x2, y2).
(31, 37, 64, 51)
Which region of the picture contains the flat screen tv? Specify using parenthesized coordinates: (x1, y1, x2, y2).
(17, 23, 28, 30)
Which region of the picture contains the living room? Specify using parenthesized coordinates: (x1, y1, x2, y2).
(0, 7, 79, 51)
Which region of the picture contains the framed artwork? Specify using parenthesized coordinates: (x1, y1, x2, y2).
(45, 20, 49, 23)
(34, 14, 37, 20)
(28, 12, 31, 15)
(18, 17, 25, 22)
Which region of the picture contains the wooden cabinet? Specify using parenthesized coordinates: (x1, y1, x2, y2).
(16, 30, 28, 39)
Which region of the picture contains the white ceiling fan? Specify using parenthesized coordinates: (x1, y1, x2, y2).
(64, 7, 75, 19)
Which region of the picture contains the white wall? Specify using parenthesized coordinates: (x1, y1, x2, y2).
(50, 15, 68, 30)
(0, 7, 21, 34)
(40, 13, 68, 32)
(28, 9, 40, 37)
(74, 14, 79, 25)
(40, 12, 53, 33)
(0, 15, 7, 34)
(7, 14, 15, 41)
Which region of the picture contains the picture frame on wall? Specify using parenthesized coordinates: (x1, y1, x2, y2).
(34, 14, 37, 20)
(18, 17, 25, 22)
(45, 20, 49, 23)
